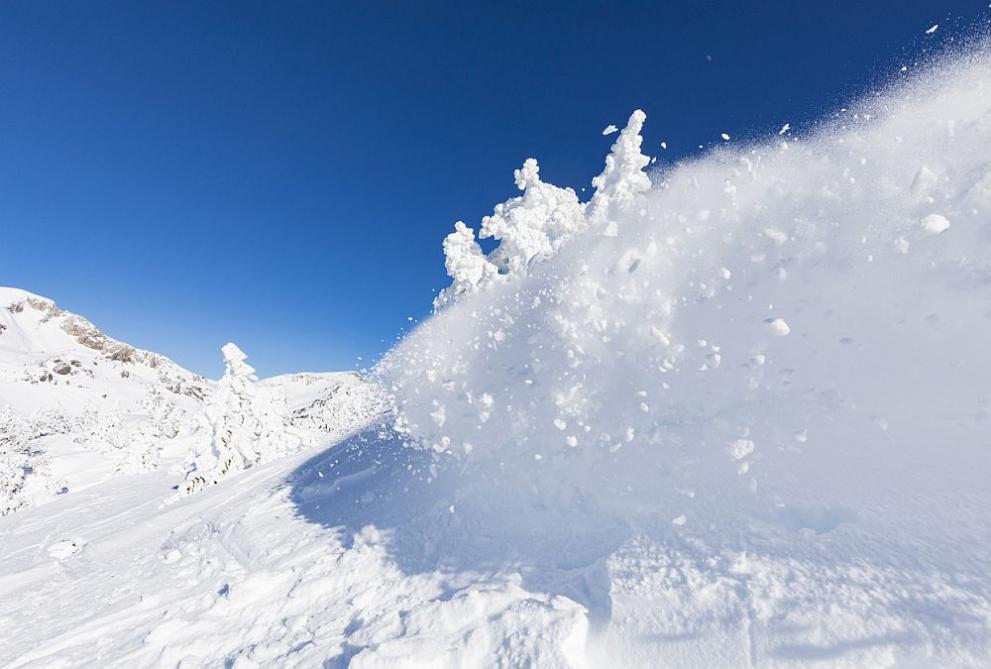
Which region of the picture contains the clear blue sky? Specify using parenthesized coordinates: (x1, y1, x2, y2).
(1, 1, 987, 378)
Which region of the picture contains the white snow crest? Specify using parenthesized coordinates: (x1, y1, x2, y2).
(481, 158, 586, 278)
(437, 110, 651, 308)
(435, 221, 499, 308)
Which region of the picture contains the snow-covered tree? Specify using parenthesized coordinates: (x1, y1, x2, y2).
(434, 221, 500, 308)
(480, 158, 586, 277)
(179, 343, 297, 495)
(437, 110, 651, 308)
(586, 109, 651, 223)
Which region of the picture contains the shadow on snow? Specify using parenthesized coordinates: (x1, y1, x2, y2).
(286, 426, 630, 632)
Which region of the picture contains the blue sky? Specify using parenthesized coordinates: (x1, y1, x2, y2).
(1, 1, 987, 378)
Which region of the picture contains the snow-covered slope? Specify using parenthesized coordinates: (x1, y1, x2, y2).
(0, 288, 382, 515)
(3, 46, 991, 668)
(0, 287, 210, 406)
(0, 287, 213, 511)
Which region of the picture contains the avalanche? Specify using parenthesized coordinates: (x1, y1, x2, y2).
(380, 44, 991, 666)
(2, 44, 991, 669)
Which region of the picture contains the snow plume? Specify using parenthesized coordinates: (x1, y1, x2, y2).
(179, 343, 298, 496)
(380, 47, 991, 549)
(435, 110, 650, 308)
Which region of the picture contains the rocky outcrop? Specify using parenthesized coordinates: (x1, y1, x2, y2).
(5, 294, 210, 400)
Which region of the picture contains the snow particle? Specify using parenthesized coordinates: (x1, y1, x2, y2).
(765, 318, 791, 336)
(921, 214, 951, 235)
(728, 439, 755, 461)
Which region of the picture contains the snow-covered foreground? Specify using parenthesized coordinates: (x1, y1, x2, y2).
(4, 46, 991, 667)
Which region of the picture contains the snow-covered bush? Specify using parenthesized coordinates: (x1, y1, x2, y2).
(0, 406, 68, 515)
(75, 404, 124, 452)
(179, 343, 298, 495)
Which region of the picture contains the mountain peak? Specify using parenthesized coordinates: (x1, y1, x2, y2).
(0, 286, 54, 308)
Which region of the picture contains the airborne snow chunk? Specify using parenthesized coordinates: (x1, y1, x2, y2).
(765, 318, 791, 336)
(921, 213, 951, 235)
(728, 439, 755, 460)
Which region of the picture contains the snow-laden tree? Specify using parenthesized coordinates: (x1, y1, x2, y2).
(437, 110, 650, 308)
(480, 158, 586, 277)
(434, 221, 499, 308)
(586, 109, 651, 223)
(179, 343, 297, 496)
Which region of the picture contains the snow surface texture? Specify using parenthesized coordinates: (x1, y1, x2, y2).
(3, 47, 991, 668)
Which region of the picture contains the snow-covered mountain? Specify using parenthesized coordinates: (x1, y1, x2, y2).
(0, 287, 382, 515)
(3, 46, 991, 668)
(0, 286, 210, 407)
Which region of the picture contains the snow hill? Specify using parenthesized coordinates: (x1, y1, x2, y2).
(0, 287, 381, 514)
(3, 46, 991, 668)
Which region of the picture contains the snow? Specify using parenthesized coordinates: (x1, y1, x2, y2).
(921, 212, 951, 235)
(378, 45, 991, 666)
(3, 45, 991, 668)
(176, 342, 301, 496)
(764, 317, 791, 336)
